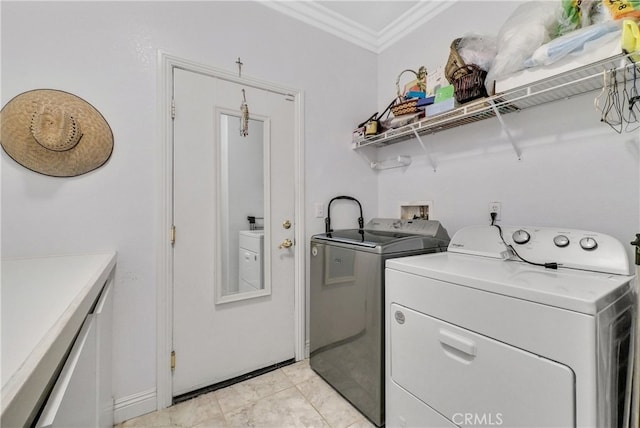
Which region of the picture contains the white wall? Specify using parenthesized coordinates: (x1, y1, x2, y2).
(376, 1, 640, 263)
(1, 1, 378, 419)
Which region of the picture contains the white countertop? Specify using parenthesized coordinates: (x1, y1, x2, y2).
(1, 252, 116, 426)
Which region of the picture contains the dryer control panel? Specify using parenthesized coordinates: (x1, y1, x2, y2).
(448, 225, 632, 275)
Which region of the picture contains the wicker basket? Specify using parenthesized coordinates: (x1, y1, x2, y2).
(450, 64, 488, 104)
(445, 38, 468, 83)
(445, 37, 489, 103)
(390, 98, 420, 116)
(390, 67, 426, 116)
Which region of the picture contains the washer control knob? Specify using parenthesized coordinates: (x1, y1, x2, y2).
(512, 229, 531, 245)
(579, 237, 598, 251)
(553, 235, 570, 248)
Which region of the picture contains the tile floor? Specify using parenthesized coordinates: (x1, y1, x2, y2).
(115, 359, 374, 428)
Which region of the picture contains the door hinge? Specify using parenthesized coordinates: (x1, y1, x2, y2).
(171, 350, 176, 372)
(170, 225, 176, 246)
(171, 98, 176, 119)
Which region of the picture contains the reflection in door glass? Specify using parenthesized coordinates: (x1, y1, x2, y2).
(219, 114, 267, 302)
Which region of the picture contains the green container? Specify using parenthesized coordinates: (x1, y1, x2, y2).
(435, 85, 455, 103)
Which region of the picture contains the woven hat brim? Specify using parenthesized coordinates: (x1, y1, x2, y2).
(0, 89, 113, 177)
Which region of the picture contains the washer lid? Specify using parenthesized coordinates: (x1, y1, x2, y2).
(386, 252, 633, 314)
(313, 229, 414, 247)
(312, 218, 450, 252)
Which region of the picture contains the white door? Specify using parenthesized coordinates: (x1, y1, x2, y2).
(172, 68, 296, 396)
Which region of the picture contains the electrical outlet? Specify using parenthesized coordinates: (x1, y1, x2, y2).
(314, 203, 324, 218)
(489, 201, 501, 221)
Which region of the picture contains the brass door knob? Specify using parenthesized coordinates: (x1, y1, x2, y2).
(283, 220, 292, 229)
(279, 238, 293, 249)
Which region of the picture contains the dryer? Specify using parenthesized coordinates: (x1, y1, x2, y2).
(386, 225, 636, 428)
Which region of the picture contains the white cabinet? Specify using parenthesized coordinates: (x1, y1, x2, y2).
(1, 252, 116, 427)
(96, 282, 114, 428)
(36, 279, 114, 428)
(36, 314, 98, 428)
(37, 280, 114, 428)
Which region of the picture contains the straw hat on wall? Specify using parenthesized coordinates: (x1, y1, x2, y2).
(0, 89, 113, 177)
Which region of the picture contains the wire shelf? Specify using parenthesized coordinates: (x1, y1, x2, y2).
(352, 52, 638, 150)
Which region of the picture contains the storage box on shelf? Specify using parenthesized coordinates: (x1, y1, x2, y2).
(353, 51, 640, 151)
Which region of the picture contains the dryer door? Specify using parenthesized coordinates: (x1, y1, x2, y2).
(389, 303, 575, 427)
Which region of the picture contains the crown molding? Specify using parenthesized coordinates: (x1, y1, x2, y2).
(258, 1, 458, 54)
(258, 1, 379, 52)
(377, 1, 458, 52)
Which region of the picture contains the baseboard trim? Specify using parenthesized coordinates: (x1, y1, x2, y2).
(113, 388, 157, 424)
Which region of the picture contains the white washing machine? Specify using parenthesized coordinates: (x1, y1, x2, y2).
(385, 225, 636, 428)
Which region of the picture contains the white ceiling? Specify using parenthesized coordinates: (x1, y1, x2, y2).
(259, 1, 458, 53)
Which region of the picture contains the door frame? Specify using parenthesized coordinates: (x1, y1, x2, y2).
(156, 51, 305, 409)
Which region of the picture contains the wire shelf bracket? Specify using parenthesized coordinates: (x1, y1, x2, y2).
(412, 128, 436, 172)
(489, 99, 522, 160)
